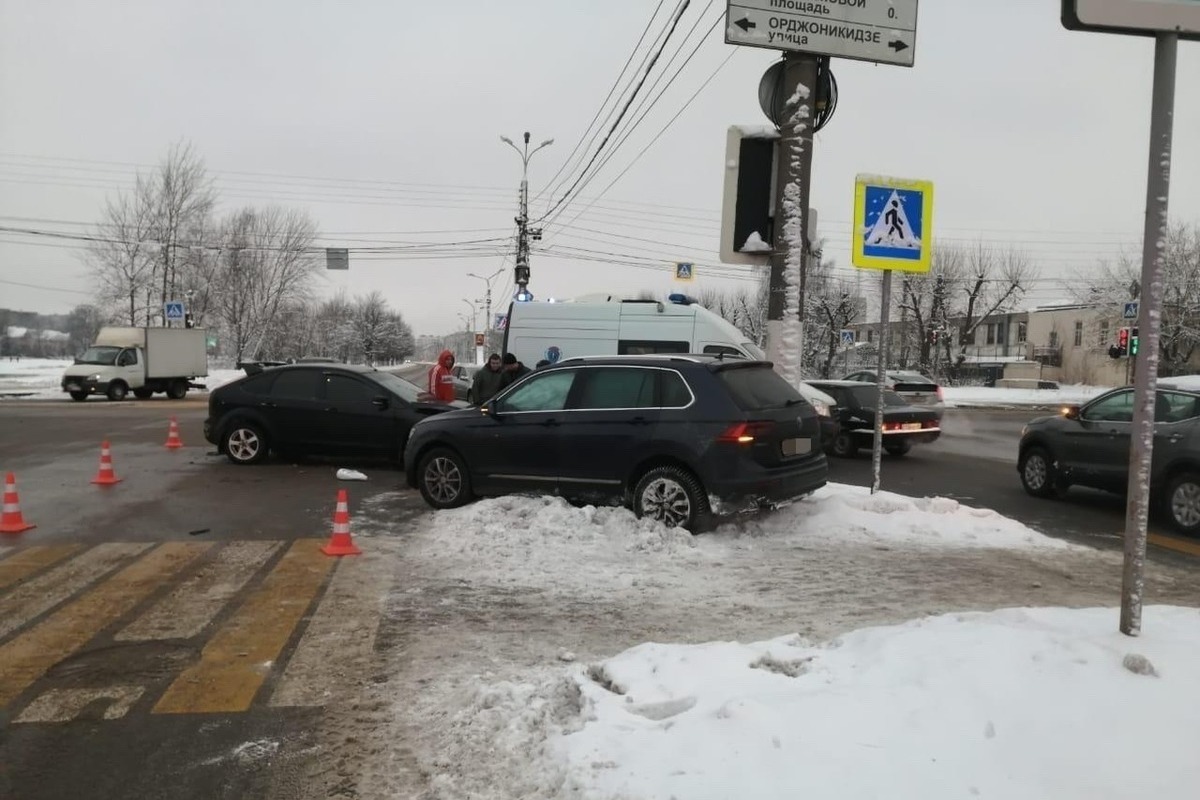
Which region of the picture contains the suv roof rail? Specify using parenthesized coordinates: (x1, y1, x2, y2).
(555, 354, 709, 365)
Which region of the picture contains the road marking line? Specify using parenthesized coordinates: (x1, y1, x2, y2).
(115, 540, 283, 642)
(14, 685, 145, 723)
(1149, 532, 1200, 558)
(0, 542, 153, 641)
(0, 544, 83, 592)
(153, 540, 333, 715)
(271, 556, 386, 707)
(0, 542, 208, 708)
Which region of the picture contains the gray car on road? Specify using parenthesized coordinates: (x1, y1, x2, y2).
(1017, 384, 1200, 534)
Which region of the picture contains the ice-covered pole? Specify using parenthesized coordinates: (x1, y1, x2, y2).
(1121, 32, 1178, 637)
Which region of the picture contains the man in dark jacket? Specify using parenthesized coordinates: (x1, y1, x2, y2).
(469, 352, 506, 405)
(499, 352, 531, 389)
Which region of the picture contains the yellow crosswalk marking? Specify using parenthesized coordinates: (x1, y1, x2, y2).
(0, 542, 209, 708)
(153, 540, 333, 715)
(0, 544, 82, 592)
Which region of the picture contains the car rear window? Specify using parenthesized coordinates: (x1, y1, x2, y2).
(715, 365, 803, 410)
(849, 386, 907, 407)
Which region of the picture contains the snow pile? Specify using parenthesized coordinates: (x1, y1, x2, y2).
(200, 368, 246, 392)
(740, 484, 1076, 550)
(543, 605, 1200, 800)
(943, 384, 1111, 408)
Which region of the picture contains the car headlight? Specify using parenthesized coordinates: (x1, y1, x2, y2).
(88, 373, 101, 382)
(812, 401, 831, 418)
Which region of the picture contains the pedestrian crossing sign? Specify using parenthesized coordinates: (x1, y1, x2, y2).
(675, 262, 694, 281)
(852, 174, 934, 273)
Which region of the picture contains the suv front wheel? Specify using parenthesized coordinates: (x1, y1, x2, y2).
(633, 466, 709, 531)
(418, 448, 473, 509)
(1166, 472, 1200, 534)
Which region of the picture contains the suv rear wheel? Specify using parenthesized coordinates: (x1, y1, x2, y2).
(633, 466, 709, 531)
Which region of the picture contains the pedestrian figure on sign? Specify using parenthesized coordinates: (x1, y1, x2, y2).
(882, 199, 904, 241)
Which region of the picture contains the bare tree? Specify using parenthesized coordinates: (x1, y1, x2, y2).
(147, 141, 216, 314)
(695, 282, 769, 348)
(86, 188, 157, 324)
(898, 246, 964, 373)
(1070, 220, 1200, 375)
(352, 291, 405, 365)
(211, 206, 318, 361)
(951, 243, 1037, 372)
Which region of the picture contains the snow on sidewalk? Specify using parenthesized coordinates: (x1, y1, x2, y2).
(943, 384, 1111, 408)
(543, 605, 1200, 800)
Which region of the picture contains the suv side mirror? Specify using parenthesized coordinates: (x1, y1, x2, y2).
(372, 395, 390, 410)
(1061, 404, 1081, 421)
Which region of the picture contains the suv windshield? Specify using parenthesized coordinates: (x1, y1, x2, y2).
(716, 365, 803, 410)
(77, 346, 121, 366)
(368, 370, 423, 403)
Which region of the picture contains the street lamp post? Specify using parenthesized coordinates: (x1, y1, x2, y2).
(467, 267, 505, 334)
(462, 298, 483, 365)
(500, 132, 553, 296)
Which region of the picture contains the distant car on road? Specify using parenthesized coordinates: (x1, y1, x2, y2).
(808, 380, 942, 458)
(205, 363, 457, 465)
(404, 355, 828, 531)
(843, 369, 944, 417)
(1017, 384, 1200, 534)
(450, 363, 481, 402)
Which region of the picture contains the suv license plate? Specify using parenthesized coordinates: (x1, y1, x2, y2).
(781, 437, 811, 456)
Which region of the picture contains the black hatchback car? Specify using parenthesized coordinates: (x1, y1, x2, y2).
(1018, 384, 1200, 534)
(807, 380, 942, 458)
(204, 363, 457, 465)
(403, 355, 829, 530)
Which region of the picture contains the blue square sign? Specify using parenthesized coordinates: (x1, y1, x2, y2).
(164, 301, 185, 321)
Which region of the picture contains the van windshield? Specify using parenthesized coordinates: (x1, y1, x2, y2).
(77, 346, 121, 366)
(741, 341, 765, 360)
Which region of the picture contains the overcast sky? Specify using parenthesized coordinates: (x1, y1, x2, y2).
(1, 0, 1198, 336)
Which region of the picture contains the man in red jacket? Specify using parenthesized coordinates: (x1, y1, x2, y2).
(427, 350, 457, 403)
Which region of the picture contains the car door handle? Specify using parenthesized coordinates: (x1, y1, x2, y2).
(259, 401, 276, 408)
(541, 418, 559, 427)
(1168, 433, 1184, 443)
(324, 407, 338, 412)
(630, 416, 652, 425)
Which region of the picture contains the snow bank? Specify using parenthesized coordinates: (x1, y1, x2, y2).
(0, 357, 72, 398)
(943, 384, 1111, 408)
(544, 605, 1200, 800)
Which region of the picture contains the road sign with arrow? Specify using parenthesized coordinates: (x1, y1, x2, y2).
(725, 0, 919, 67)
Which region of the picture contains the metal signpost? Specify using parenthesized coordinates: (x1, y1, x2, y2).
(725, 0, 919, 66)
(851, 174, 935, 494)
(1061, 0, 1197, 636)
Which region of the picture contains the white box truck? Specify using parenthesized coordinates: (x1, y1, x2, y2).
(501, 293, 766, 367)
(61, 326, 209, 401)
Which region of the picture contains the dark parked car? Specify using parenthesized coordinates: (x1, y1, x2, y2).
(404, 355, 829, 530)
(843, 369, 944, 418)
(1017, 385, 1200, 534)
(807, 380, 942, 458)
(204, 363, 457, 465)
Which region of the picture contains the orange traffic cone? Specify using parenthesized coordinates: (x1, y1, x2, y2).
(90, 440, 122, 485)
(165, 417, 184, 449)
(321, 489, 361, 556)
(1, 472, 35, 533)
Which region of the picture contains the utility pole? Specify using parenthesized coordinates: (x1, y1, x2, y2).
(501, 132, 553, 298)
(766, 54, 818, 385)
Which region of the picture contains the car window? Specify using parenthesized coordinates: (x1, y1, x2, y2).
(324, 374, 372, 402)
(702, 344, 745, 358)
(117, 349, 138, 366)
(1083, 390, 1134, 422)
(716, 365, 803, 410)
(271, 369, 321, 400)
(368, 371, 422, 403)
(1157, 391, 1200, 423)
(849, 386, 907, 407)
(572, 368, 656, 410)
(617, 339, 689, 355)
(238, 373, 274, 395)
(660, 371, 692, 408)
(501, 370, 577, 412)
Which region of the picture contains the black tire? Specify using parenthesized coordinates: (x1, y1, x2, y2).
(632, 465, 709, 531)
(830, 432, 858, 458)
(69, 391, 89, 402)
(417, 447, 473, 509)
(885, 440, 912, 457)
(106, 381, 128, 402)
(166, 380, 188, 400)
(222, 420, 269, 465)
(1165, 472, 1200, 535)
(133, 388, 154, 399)
(1019, 446, 1061, 499)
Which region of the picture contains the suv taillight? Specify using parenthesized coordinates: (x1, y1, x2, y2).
(717, 421, 775, 444)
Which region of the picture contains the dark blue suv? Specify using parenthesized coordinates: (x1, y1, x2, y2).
(403, 355, 828, 530)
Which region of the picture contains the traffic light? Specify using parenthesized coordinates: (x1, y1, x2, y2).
(184, 312, 194, 329)
(1130, 326, 1139, 356)
(1117, 327, 1130, 356)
